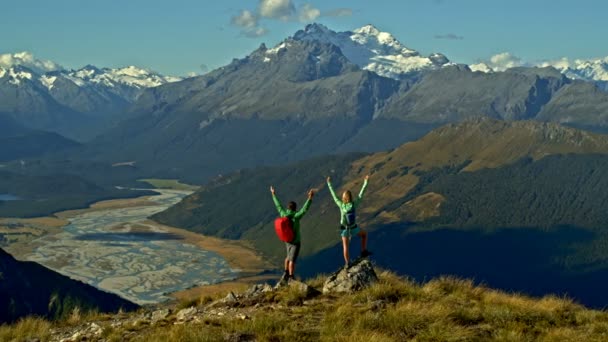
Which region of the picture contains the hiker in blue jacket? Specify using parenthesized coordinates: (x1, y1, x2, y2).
(327, 175, 371, 269)
(270, 186, 314, 282)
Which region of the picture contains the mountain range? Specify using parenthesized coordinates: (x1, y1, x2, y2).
(3, 24, 608, 144)
(153, 119, 608, 308)
(53, 24, 605, 186)
(0, 52, 181, 140)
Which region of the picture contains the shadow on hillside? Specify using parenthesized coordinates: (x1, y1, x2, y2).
(298, 224, 608, 309)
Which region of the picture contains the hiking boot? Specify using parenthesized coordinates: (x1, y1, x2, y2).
(360, 250, 373, 258)
(343, 261, 351, 271)
(287, 275, 295, 284)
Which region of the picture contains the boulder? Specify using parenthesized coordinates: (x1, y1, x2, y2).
(223, 291, 239, 304)
(244, 283, 273, 298)
(150, 309, 171, 322)
(176, 307, 197, 321)
(323, 258, 378, 294)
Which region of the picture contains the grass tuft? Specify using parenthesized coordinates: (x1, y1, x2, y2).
(0, 317, 52, 341)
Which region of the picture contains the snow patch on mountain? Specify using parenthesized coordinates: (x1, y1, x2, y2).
(40, 75, 58, 90)
(65, 65, 182, 89)
(7, 67, 34, 85)
(291, 23, 450, 79)
(266, 42, 289, 55)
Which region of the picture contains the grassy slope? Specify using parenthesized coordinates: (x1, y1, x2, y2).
(3, 272, 608, 341)
(138, 179, 200, 191)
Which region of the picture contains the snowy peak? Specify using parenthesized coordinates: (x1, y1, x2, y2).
(65, 65, 182, 89)
(351, 24, 416, 56)
(291, 23, 450, 79)
(354, 24, 381, 36)
(0, 51, 181, 90)
(539, 57, 608, 82)
(471, 55, 608, 84)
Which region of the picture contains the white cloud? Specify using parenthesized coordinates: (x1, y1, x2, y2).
(231, 1, 351, 37)
(231, 9, 269, 38)
(489, 52, 523, 70)
(323, 8, 353, 17)
(538, 57, 571, 71)
(299, 3, 321, 22)
(231, 10, 258, 29)
(469, 62, 493, 73)
(434, 33, 464, 40)
(0, 51, 63, 74)
(473, 52, 525, 72)
(259, 0, 295, 21)
(244, 27, 269, 38)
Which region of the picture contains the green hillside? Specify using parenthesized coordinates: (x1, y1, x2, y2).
(152, 153, 364, 258)
(153, 119, 608, 307)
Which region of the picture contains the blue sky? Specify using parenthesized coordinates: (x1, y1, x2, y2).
(2, 0, 608, 76)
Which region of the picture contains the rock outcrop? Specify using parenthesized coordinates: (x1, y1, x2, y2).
(323, 258, 378, 294)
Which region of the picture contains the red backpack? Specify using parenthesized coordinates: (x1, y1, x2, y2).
(274, 216, 295, 243)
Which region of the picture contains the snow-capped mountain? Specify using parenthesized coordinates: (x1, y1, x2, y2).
(0, 52, 182, 140)
(469, 54, 608, 88)
(63, 65, 182, 90)
(290, 23, 451, 79)
(0, 52, 181, 99)
(538, 57, 608, 83)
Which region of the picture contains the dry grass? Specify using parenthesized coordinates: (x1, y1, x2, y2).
(0, 317, 52, 341)
(3, 272, 608, 341)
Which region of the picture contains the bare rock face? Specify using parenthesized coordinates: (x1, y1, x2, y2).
(323, 258, 378, 294)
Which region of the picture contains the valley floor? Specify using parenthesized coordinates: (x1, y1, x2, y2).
(1, 193, 272, 304)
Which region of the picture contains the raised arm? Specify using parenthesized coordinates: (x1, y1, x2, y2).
(270, 186, 288, 217)
(326, 177, 342, 207)
(295, 189, 314, 219)
(353, 175, 369, 207)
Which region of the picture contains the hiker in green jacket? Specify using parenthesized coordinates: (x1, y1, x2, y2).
(270, 186, 314, 282)
(327, 175, 371, 268)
